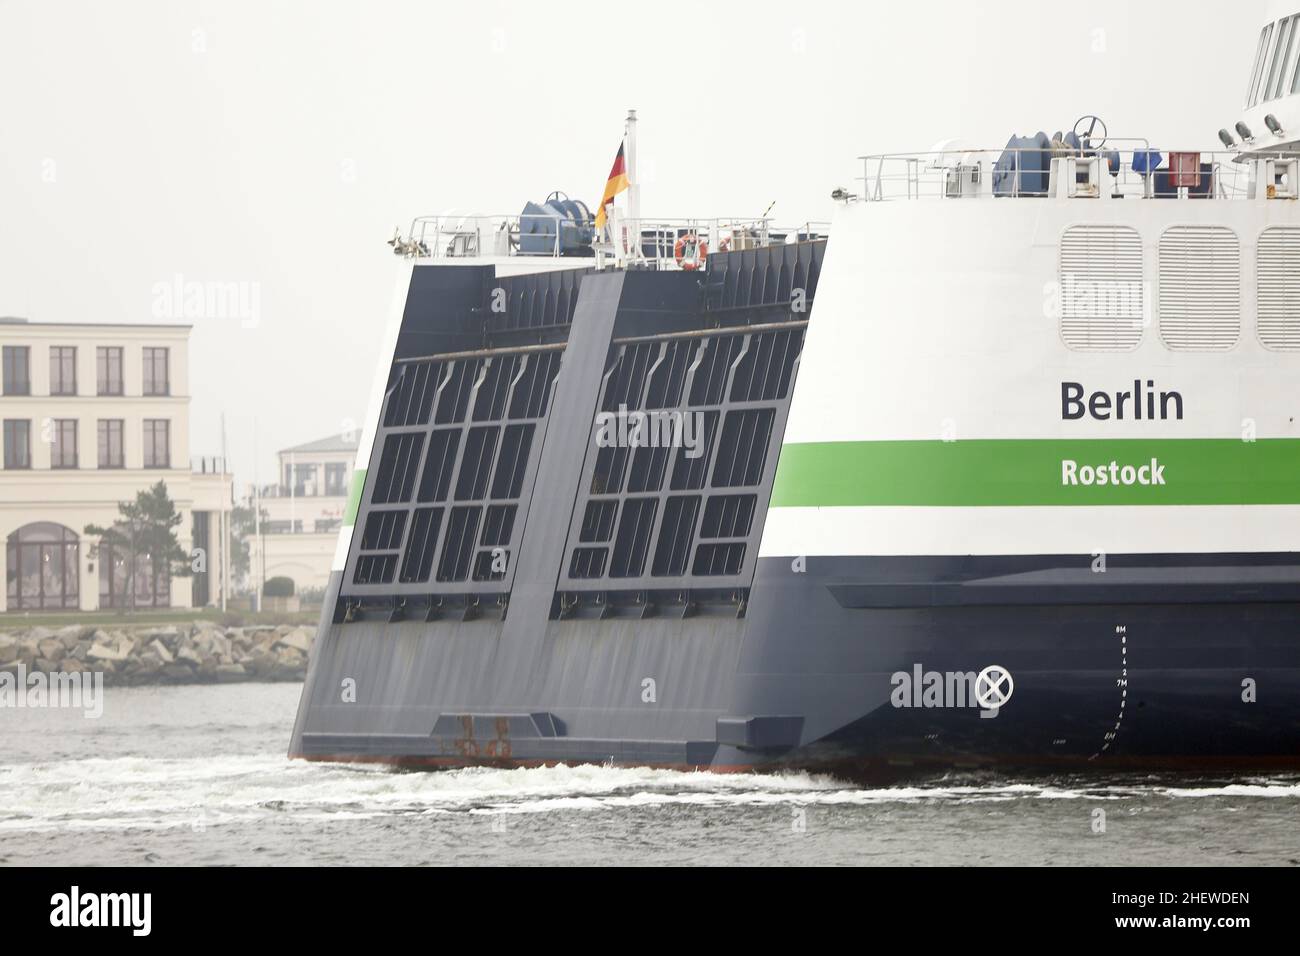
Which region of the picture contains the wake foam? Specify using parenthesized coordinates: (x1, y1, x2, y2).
(1, 756, 1296, 831)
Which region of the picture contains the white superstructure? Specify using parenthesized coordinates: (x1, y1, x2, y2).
(763, 11, 1300, 566)
(1236, 1, 1300, 154)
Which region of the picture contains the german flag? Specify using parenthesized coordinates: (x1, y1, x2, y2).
(593, 142, 629, 229)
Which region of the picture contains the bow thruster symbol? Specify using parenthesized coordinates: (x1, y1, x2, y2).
(975, 665, 1015, 710)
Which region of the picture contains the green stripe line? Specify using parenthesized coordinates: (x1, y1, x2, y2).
(342, 468, 368, 526)
(770, 439, 1300, 507)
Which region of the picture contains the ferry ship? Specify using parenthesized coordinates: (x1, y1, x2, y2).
(290, 9, 1300, 775)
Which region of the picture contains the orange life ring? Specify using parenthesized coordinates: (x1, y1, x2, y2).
(674, 233, 707, 270)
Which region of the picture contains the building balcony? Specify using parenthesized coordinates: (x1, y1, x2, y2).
(253, 483, 349, 500)
(260, 518, 342, 535)
(190, 455, 229, 475)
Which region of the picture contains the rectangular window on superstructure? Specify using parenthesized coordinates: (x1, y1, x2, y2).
(143, 419, 170, 468)
(142, 347, 169, 396)
(3, 420, 30, 469)
(50, 346, 77, 395)
(1290, 17, 1300, 93)
(1248, 21, 1275, 106)
(1280, 16, 1300, 97)
(1289, 24, 1300, 93)
(2, 346, 30, 395)
(51, 419, 78, 468)
(98, 419, 124, 468)
(97, 346, 123, 395)
(1269, 17, 1297, 100)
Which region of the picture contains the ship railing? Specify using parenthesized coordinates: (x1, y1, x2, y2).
(401, 213, 560, 259)
(608, 217, 830, 268)
(397, 214, 829, 264)
(856, 144, 1300, 202)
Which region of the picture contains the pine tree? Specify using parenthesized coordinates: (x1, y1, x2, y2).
(85, 480, 192, 609)
(228, 503, 264, 587)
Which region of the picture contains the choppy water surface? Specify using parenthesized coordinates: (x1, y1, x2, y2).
(1, 684, 1297, 866)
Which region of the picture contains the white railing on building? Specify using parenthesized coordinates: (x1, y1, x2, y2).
(190, 455, 228, 474)
(254, 483, 349, 499)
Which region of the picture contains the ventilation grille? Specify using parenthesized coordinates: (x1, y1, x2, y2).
(1158, 226, 1240, 351)
(704, 240, 826, 311)
(1259, 226, 1300, 351)
(488, 268, 591, 333)
(1059, 224, 1144, 351)
(558, 326, 801, 594)
(343, 349, 562, 596)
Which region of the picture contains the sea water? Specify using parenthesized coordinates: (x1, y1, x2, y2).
(1, 684, 1297, 866)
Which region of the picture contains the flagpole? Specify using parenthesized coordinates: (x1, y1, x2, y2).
(624, 109, 639, 225)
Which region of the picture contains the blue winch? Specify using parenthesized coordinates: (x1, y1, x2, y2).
(518, 191, 596, 256)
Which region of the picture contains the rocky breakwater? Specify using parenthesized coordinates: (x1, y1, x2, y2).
(0, 622, 316, 686)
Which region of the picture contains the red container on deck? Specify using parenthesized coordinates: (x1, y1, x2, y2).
(1169, 151, 1201, 188)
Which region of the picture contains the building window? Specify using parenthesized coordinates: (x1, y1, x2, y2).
(143, 419, 170, 468)
(142, 347, 169, 396)
(50, 346, 77, 395)
(291, 463, 318, 495)
(6, 522, 80, 610)
(99, 532, 170, 609)
(97, 346, 123, 395)
(325, 462, 349, 495)
(2, 345, 30, 395)
(98, 419, 124, 468)
(3, 419, 31, 469)
(51, 419, 78, 468)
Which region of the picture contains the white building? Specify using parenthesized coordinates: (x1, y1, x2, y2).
(248, 432, 358, 594)
(0, 318, 233, 612)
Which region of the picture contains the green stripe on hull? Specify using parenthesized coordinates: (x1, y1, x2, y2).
(343, 468, 368, 526)
(771, 439, 1300, 507)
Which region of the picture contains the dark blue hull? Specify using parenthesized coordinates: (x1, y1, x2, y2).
(292, 553, 1300, 776)
(724, 554, 1300, 771)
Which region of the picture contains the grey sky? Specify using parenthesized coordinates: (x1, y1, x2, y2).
(0, 0, 1265, 487)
